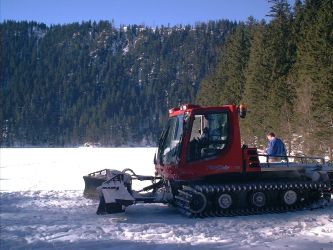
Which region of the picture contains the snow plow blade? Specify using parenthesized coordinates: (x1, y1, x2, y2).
(96, 170, 136, 214)
(86, 169, 165, 215)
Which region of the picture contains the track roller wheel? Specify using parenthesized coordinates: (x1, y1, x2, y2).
(218, 193, 233, 209)
(282, 190, 297, 206)
(251, 191, 266, 207)
(188, 191, 207, 214)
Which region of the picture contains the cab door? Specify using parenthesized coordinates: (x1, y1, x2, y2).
(179, 109, 243, 180)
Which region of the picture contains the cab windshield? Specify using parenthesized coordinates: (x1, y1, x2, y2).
(158, 115, 184, 165)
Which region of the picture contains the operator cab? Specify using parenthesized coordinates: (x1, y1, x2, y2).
(155, 104, 245, 180)
(157, 108, 229, 165)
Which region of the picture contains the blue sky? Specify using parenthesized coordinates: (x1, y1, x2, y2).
(1, 0, 295, 27)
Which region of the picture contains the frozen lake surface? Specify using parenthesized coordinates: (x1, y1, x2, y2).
(0, 148, 333, 250)
(0, 147, 156, 191)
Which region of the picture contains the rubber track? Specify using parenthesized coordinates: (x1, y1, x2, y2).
(174, 181, 331, 218)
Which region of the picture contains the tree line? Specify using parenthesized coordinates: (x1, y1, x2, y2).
(0, 19, 236, 146)
(197, 0, 333, 159)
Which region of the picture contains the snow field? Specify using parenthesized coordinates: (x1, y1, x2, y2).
(0, 148, 156, 191)
(1, 190, 333, 250)
(0, 148, 333, 250)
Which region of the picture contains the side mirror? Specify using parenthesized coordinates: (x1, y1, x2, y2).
(239, 104, 247, 118)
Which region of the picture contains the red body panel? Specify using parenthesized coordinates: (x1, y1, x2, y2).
(155, 104, 252, 181)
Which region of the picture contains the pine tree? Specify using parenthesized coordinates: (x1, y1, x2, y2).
(264, 0, 297, 151)
(293, 0, 333, 158)
(240, 21, 271, 146)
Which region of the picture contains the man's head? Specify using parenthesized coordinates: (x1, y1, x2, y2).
(266, 132, 275, 141)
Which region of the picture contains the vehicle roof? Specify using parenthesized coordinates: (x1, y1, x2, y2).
(169, 104, 237, 117)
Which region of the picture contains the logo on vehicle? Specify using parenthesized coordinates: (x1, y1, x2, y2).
(208, 165, 230, 171)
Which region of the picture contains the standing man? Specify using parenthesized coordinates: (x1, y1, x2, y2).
(264, 132, 287, 162)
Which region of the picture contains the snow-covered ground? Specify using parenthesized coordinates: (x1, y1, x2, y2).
(1, 148, 333, 250)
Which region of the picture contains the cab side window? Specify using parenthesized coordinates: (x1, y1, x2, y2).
(187, 112, 229, 162)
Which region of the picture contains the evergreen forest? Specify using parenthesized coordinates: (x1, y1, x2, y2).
(1, 0, 332, 159)
(197, 0, 333, 159)
(1, 19, 236, 146)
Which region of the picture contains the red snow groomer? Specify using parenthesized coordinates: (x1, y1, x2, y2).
(84, 104, 333, 217)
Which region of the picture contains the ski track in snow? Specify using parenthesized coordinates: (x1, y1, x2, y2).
(1, 148, 333, 250)
(1, 193, 333, 250)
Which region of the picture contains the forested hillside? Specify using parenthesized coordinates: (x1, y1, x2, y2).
(0, 20, 236, 146)
(197, 0, 333, 158)
(1, 0, 332, 158)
